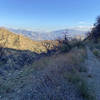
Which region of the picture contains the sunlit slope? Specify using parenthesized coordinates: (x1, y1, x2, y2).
(0, 28, 47, 53)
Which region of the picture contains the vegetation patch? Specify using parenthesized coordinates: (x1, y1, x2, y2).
(62, 48, 96, 100)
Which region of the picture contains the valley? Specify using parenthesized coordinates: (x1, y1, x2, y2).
(0, 16, 100, 100)
(0, 0, 100, 100)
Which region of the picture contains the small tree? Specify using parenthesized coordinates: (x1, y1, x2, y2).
(59, 31, 71, 52)
(90, 16, 100, 42)
(62, 31, 71, 48)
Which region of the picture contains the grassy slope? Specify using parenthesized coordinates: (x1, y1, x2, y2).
(0, 47, 89, 100)
(85, 39, 100, 59)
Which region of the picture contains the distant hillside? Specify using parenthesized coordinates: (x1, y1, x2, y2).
(9, 28, 87, 40)
(0, 28, 58, 53)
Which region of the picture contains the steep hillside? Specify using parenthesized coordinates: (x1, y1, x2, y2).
(0, 28, 60, 72)
(0, 28, 58, 53)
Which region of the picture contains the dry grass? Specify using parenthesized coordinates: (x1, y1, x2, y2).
(23, 47, 89, 99)
(0, 47, 91, 100)
(61, 48, 95, 100)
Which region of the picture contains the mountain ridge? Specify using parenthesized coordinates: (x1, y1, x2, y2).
(9, 28, 87, 40)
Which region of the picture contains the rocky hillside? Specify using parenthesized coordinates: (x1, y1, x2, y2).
(0, 28, 45, 53)
(0, 28, 60, 71)
(0, 28, 58, 54)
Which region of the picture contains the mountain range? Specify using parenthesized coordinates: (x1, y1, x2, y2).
(9, 28, 87, 40)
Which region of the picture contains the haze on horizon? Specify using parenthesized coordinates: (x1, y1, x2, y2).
(0, 0, 100, 31)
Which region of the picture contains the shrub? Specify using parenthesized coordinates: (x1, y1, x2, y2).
(93, 49, 100, 57)
(0, 84, 13, 94)
(60, 44, 71, 52)
(63, 71, 95, 100)
(78, 79, 95, 100)
(72, 40, 84, 48)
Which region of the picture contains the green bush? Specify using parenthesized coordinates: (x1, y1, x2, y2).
(64, 72, 95, 100)
(93, 49, 100, 57)
(75, 41, 84, 48)
(60, 44, 71, 52)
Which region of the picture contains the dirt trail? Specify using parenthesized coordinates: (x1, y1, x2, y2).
(85, 47, 100, 100)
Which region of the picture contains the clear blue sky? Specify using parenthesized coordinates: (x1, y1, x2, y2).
(0, 0, 100, 31)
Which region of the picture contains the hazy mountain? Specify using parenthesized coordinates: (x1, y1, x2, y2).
(9, 28, 87, 40)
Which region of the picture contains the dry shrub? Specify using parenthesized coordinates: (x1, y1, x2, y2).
(1, 47, 89, 100)
(93, 48, 100, 57)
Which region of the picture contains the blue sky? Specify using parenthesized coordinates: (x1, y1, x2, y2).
(0, 0, 100, 31)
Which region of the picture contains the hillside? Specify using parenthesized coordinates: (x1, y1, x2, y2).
(0, 28, 46, 53)
(0, 28, 59, 54)
(0, 46, 87, 100)
(0, 27, 95, 100)
(0, 28, 60, 72)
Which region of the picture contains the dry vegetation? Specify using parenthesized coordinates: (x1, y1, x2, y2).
(86, 40, 100, 59)
(0, 27, 95, 100)
(0, 47, 91, 100)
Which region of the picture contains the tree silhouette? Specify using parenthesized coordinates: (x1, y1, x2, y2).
(91, 16, 100, 42)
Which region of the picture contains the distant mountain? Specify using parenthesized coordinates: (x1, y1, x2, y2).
(50, 29, 87, 40)
(9, 28, 87, 40)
